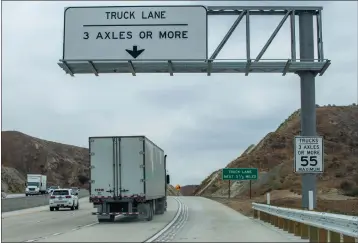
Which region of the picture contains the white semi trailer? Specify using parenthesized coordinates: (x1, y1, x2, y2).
(89, 136, 170, 222)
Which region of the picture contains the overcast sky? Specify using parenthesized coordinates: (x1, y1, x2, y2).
(1, 1, 357, 186)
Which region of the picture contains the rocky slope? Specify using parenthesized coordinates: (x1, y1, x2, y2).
(167, 185, 182, 196)
(180, 185, 199, 196)
(194, 105, 358, 199)
(1, 131, 89, 192)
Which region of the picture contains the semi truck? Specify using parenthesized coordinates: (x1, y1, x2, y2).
(25, 174, 47, 196)
(89, 136, 170, 222)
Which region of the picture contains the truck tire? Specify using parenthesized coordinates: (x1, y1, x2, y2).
(155, 199, 165, 215)
(147, 203, 153, 221)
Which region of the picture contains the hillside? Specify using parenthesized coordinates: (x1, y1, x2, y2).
(194, 105, 358, 200)
(1, 131, 89, 192)
(167, 185, 182, 196)
(180, 185, 199, 196)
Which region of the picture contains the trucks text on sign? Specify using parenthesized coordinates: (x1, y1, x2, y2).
(63, 6, 208, 60)
(294, 136, 324, 173)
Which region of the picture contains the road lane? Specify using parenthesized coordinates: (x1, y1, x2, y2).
(35, 197, 180, 242)
(2, 197, 96, 242)
(171, 196, 308, 242)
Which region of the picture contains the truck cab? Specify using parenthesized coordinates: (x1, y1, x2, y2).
(25, 174, 47, 196)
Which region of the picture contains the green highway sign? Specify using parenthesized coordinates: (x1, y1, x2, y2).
(222, 168, 258, 181)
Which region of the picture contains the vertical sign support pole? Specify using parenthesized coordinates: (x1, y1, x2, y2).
(228, 180, 231, 199)
(298, 11, 317, 209)
(249, 180, 252, 199)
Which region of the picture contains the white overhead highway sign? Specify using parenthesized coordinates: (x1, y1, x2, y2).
(63, 6, 208, 60)
(294, 136, 324, 173)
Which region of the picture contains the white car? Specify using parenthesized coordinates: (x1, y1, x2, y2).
(49, 189, 79, 211)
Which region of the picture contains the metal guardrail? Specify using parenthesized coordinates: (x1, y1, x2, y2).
(252, 202, 358, 242)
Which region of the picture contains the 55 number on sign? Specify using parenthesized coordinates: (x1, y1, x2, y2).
(294, 136, 324, 173)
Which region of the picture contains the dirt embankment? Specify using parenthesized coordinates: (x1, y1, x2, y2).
(1, 131, 89, 193)
(194, 105, 358, 215)
(180, 185, 199, 196)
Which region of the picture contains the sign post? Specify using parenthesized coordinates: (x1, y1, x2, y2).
(222, 168, 258, 199)
(294, 136, 324, 173)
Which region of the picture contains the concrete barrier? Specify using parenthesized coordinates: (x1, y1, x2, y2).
(1, 190, 89, 212)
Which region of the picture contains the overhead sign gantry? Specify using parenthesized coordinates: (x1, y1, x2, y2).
(58, 5, 331, 210)
(58, 5, 330, 77)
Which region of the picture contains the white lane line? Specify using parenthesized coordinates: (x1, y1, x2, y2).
(144, 197, 184, 243)
(23, 222, 98, 242)
(160, 201, 189, 242)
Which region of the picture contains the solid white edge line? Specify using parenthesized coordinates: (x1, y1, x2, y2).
(144, 197, 183, 243)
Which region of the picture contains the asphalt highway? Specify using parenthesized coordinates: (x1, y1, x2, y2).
(2, 197, 180, 242)
(2, 196, 308, 242)
(169, 197, 308, 242)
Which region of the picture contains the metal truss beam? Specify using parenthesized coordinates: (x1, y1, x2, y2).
(58, 6, 329, 76)
(206, 6, 322, 15)
(58, 59, 329, 75)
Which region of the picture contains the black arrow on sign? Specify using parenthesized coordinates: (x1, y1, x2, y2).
(125, 45, 145, 59)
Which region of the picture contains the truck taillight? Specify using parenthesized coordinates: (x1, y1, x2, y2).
(65, 196, 71, 198)
(50, 196, 55, 199)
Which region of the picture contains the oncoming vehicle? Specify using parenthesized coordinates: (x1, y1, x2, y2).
(49, 189, 79, 211)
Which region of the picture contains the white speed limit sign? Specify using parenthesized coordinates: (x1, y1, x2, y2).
(294, 136, 324, 173)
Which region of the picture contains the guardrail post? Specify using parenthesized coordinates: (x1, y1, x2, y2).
(288, 220, 295, 234)
(283, 218, 289, 231)
(309, 226, 319, 242)
(274, 215, 279, 227)
(329, 231, 340, 242)
(263, 212, 268, 222)
(270, 215, 275, 225)
(318, 228, 328, 242)
(343, 235, 355, 243)
(278, 217, 284, 229)
(294, 222, 302, 237)
(253, 209, 258, 219)
(301, 224, 309, 239)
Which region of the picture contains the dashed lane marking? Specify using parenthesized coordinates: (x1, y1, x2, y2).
(23, 222, 97, 242)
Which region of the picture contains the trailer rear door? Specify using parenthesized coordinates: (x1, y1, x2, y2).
(90, 137, 117, 198)
(120, 137, 145, 197)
